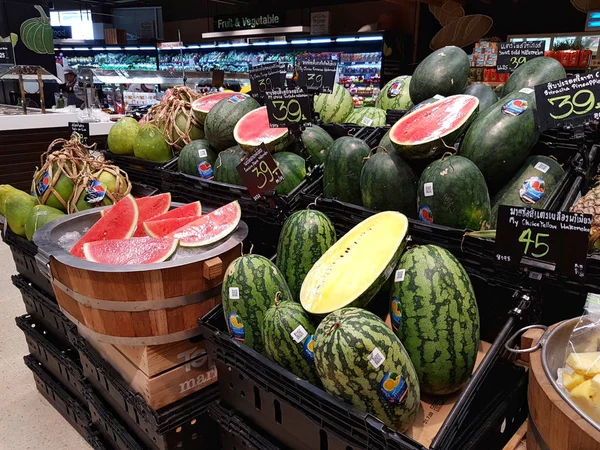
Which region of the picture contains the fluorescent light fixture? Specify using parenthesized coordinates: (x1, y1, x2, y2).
(268, 41, 288, 46)
(54, 48, 59, 51)
(589, 20, 600, 27)
(218, 43, 232, 47)
(310, 38, 332, 44)
(591, 12, 600, 18)
(336, 37, 357, 42)
(201, 44, 216, 48)
(358, 36, 383, 41)
(124, 47, 138, 50)
(291, 39, 310, 45)
(60, 47, 75, 51)
(187, 45, 201, 49)
(91, 47, 105, 50)
(139, 46, 155, 50)
(232, 43, 249, 47)
(105, 47, 121, 51)
(251, 42, 267, 46)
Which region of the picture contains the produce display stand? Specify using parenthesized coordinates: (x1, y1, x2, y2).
(102, 151, 177, 189)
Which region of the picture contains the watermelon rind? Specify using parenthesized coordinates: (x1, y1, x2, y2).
(376, 75, 413, 112)
(272, 152, 306, 196)
(149, 201, 202, 222)
(390, 94, 479, 160)
(82, 237, 179, 265)
(143, 215, 201, 238)
(301, 126, 334, 165)
(205, 94, 260, 150)
(192, 92, 237, 125)
(464, 84, 497, 114)
(345, 107, 387, 127)
(133, 193, 171, 237)
(314, 83, 354, 124)
(233, 106, 292, 153)
(502, 56, 566, 97)
(214, 146, 246, 186)
(323, 136, 371, 204)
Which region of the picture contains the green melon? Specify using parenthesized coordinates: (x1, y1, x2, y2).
(345, 107, 387, 127)
(376, 76, 413, 112)
(108, 117, 140, 155)
(390, 245, 480, 395)
(5, 193, 38, 237)
(323, 137, 370, 204)
(314, 83, 354, 124)
(205, 94, 260, 150)
(502, 57, 566, 97)
(314, 307, 420, 432)
(417, 155, 491, 230)
(34, 162, 75, 213)
(276, 210, 337, 301)
(222, 255, 293, 353)
(213, 146, 246, 186)
(134, 124, 172, 162)
(177, 140, 218, 179)
(24, 205, 65, 241)
(409, 46, 470, 104)
(301, 125, 334, 165)
(273, 152, 306, 196)
(464, 84, 498, 113)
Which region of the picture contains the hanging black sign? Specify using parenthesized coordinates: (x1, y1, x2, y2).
(249, 62, 286, 101)
(236, 145, 284, 200)
(297, 59, 338, 94)
(495, 206, 592, 278)
(214, 13, 284, 31)
(264, 87, 312, 128)
(497, 41, 544, 73)
(0, 43, 14, 65)
(69, 122, 90, 142)
(52, 26, 72, 39)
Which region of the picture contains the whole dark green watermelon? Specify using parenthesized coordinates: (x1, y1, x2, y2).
(379, 130, 394, 153)
(177, 140, 218, 178)
(459, 90, 538, 189)
(301, 125, 334, 165)
(324, 137, 370, 204)
(262, 299, 320, 384)
(417, 155, 491, 230)
(276, 210, 337, 301)
(314, 307, 420, 432)
(204, 94, 260, 150)
(490, 155, 565, 227)
(502, 57, 566, 97)
(409, 46, 470, 104)
(360, 148, 417, 217)
(273, 152, 306, 196)
(464, 84, 497, 114)
(214, 146, 245, 186)
(390, 245, 480, 395)
(222, 255, 293, 353)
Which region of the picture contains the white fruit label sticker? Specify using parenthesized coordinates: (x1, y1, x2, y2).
(433, 94, 445, 100)
(198, 149, 208, 158)
(228, 287, 240, 299)
(519, 88, 534, 94)
(361, 117, 374, 126)
(394, 269, 406, 282)
(369, 347, 385, 369)
(290, 325, 308, 343)
(534, 162, 550, 173)
(424, 182, 434, 197)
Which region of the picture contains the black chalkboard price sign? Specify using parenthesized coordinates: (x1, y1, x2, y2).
(0, 43, 14, 65)
(495, 206, 592, 278)
(264, 87, 312, 128)
(297, 59, 338, 94)
(236, 145, 284, 200)
(534, 71, 600, 132)
(249, 62, 286, 101)
(69, 122, 90, 142)
(497, 41, 544, 73)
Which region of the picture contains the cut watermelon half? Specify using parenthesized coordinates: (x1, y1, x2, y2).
(390, 94, 479, 160)
(133, 193, 171, 237)
(168, 201, 241, 247)
(143, 216, 201, 238)
(233, 106, 293, 153)
(70, 195, 139, 259)
(149, 201, 202, 222)
(83, 237, 179, 265)
(192, 92, 237, 125)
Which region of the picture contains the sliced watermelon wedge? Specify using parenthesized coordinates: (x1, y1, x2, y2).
(133, 193, 171, 237)
(83, 237, 179, 265)
(149, 201, 202, 222)
(143, 216, 201, 238)
(192, 92, 237, 124)
(70, 195, 139, 259)
(233, 106, 292, 153)
(168, 201, 241, 247)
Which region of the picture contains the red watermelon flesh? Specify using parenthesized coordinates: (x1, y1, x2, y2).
(83, 237, 178, 265)
(149, 201, 202, 222)
(192, 92, 237, 122)
(143, 216, 201, 238)
(168, 200, 241, 247)
(233, 106, 291, 152)
(133, 193, 172, 237)
(70, 195, 139, 259)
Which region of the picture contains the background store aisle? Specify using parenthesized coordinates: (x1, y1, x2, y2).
(0, 244, 88, 450)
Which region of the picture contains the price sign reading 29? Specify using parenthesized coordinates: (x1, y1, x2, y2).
(265, 87, 312, 128)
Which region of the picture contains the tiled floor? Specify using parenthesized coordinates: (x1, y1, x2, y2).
(0, 243, 89, 449)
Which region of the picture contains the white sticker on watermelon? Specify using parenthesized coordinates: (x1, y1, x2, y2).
(424, 182, 434, 197)
(369, 347, 385, 369)
(198, 149, 208, 158)
(361, 117, 374, 126)
(229, 287, 240, 299)
(433, 94, 445, 100)
(394, 269, 405, 282)
(519, 88, 534, 94)
(534, 162, 550, 173)
(291, 325, 308, 343)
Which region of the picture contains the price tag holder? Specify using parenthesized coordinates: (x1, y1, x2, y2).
(264, 87, 312, 128)
(236, 145, 285, 200)
(297, 59, 338, 94)
(249, 62, 286, 101)
(0, 43, 14, 64)
(69, 122, 90, 142)
(497, 41, 544, 73)
(495, 206, 592, 278)
(534, 71, 600, 132)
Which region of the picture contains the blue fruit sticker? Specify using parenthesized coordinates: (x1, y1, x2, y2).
(419, 205, 433, 223)
(84, 180, 106, 204)
(502, 98, 528, 116)
(390, 297, 402, 332)
(303, 335, 315, 362)
(519, 176, 545, 204)
(228, 94, 246, 104)
(36, 171, 50, 196)
(387, 80, 405, 98)
(197, 161, 214, 180)
(228, 313, 245, 342)
(380, 373, 409, 405)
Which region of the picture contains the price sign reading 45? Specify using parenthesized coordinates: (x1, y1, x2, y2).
(236, 145, 284, 200)
(495, 206, 592, 278)
(297, 59, 338, 94)
(264, 87, 312, 128)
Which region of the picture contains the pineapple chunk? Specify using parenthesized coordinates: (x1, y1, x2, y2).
(570, 376, 600, 423)
(564, 371, 587, 391)
(565, 352, 600, 376)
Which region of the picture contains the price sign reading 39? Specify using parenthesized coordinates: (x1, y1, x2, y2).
(265, 87, 312, 128)
(297, 59, 338, 94)
(236, 145, 284, 200)
(249, 62, 285, 101)
(496, 41, 544, 73)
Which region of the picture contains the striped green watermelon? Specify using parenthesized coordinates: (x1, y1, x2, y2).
(272, 152, 306, 196)
(222, 255, 293, 353)
(192, 92, 237, 125)
(390, 245, 480, 395)
(213, 146, 246, 186)
(376, 76, 413, 112)
(262, 298, 320, 384)
(301, 126, 334, 165)
(313, 307, 420, 432)
(314, 83, 353, 124)
(346, 107, 387, 127)
(204, 94, 260, 150)
(233, 106, 293, 153)
(323, 136, 370, 204)
(177, 140, 218, 179)
(276, 210, 337, 301)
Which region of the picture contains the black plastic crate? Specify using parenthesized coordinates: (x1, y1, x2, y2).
(130, 182, 160, 198)
(12, 274, 74, 344)
(16, 314, 86, 404)
(23, 354, 93, 441)
(71, 334, 221, 450)
(102, 150, 176, 189)
(208, 401, 281, 450)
